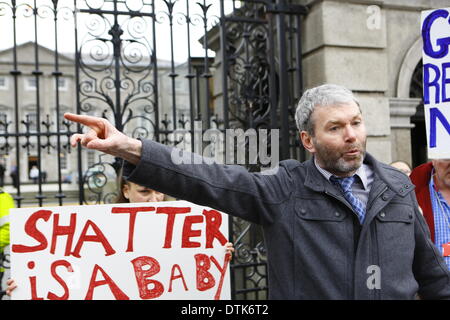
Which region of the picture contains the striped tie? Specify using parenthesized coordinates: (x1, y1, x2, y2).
(330, 175, 366, 224)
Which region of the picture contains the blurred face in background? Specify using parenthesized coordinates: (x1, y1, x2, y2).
(432, 159, 450, 190)
(390, 161, 412, 176)
(123, 181, 164, 203)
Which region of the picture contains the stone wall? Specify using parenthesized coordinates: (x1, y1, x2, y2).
(300, 0, 444, 165)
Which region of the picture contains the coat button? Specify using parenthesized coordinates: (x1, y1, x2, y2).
(380, 212, 386, 218)
(382, 194, 389, 201)
(300, 209, 306, 215)
(335, 212, 341, 217)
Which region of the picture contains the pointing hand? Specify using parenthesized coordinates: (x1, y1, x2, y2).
(64, 113, 142, 165)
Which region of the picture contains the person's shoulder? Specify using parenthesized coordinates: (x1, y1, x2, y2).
(261, 158, 307, 177)
(277, 158, 309, 172)
(256, 159, 300, 173)
(410, 162, 433, 189)
(258, 159, 306, 187)
(377, 161, 411, 182)
(279, 158, 302, 167)
(410, 162, 433, 179)
(0, 189, 14, 208)
(0, 188, 12, 197)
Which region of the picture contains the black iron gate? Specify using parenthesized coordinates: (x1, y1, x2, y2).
(0, 0, 307, 299)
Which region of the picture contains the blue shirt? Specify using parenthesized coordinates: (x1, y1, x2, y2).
(430, 174, 450, 269)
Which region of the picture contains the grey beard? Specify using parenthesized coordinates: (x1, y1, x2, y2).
(314, 141, 366, 176)
(327, 154, 365, 175)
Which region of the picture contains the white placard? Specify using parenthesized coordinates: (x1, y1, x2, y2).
(10, 201, 230, 300)
(421, 7, 450, 159)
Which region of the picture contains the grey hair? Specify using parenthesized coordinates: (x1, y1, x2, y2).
(295, 84, 360, 136)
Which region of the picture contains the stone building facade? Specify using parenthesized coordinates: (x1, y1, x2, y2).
(0, 42, 193, 188)
(299, 0, 449, 167)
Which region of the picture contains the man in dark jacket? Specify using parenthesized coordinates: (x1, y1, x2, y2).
(64, 84, 450, 299)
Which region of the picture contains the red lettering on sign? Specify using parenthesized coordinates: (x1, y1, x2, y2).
(12, 210, 52, 253)
(72, 220, 116, 258)
(131, 256, 164, 300)
(27, 260, 44, 300)
(156, 207, 191, 248)
(85, 264, 129, 300)
(29, 276, 44, 300)
(168, 264, 188, 292)
(111, 206, 155, 252)
(202, 209, 227, 248)
(211, 253, 231, 300)
(182, 215, 203, 248)
(195, 253, 215, 291)
(13, 205, 230, 300)
(50, 213, 76, 256)
(47, 260, 73, 300)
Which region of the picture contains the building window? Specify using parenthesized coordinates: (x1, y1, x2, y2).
(60, 151, 68, 170)
(54, 108, 70, 131)
(175, 80, 185, 91)
(25, 78, 37, 91)
(0, 112, 7, 133)
(87, 150, 97, 167)
(0, 76, 8, 90)
(56, 78, 69, 91)
(25, 112, 38, 132)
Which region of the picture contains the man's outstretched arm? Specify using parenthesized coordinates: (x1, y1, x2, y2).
(64, 112, 142, 165)
(64, 113, 294, 225)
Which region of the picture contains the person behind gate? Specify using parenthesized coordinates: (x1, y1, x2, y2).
(63, 83, 450, 299)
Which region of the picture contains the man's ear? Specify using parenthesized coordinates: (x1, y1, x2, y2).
(300, 131, 315, 153)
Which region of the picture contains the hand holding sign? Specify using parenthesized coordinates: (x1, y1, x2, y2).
(64, 113, 142, 165)
(6, 279, 17, 296)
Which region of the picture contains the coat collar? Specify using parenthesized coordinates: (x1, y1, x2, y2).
(313, 156, 370, 190)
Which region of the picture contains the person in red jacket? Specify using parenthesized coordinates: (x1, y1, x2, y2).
(410, 160, 450, 268)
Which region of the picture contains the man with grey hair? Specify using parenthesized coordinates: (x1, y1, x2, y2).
(63, 83, 450, 299)
(295, 84, 366, 179)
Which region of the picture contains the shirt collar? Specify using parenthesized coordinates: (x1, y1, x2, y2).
(430, 169, 448, 205)
(314, 156, 369, 190)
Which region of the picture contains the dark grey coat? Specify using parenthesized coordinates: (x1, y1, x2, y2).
(123, 139, 450, 299)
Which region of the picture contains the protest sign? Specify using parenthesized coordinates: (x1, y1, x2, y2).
(10, 201, 230, 300)
(421, 7, 450, 159)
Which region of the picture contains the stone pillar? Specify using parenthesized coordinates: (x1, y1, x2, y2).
(301, 0, 391, 162)
(389, 98, 421, 165)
